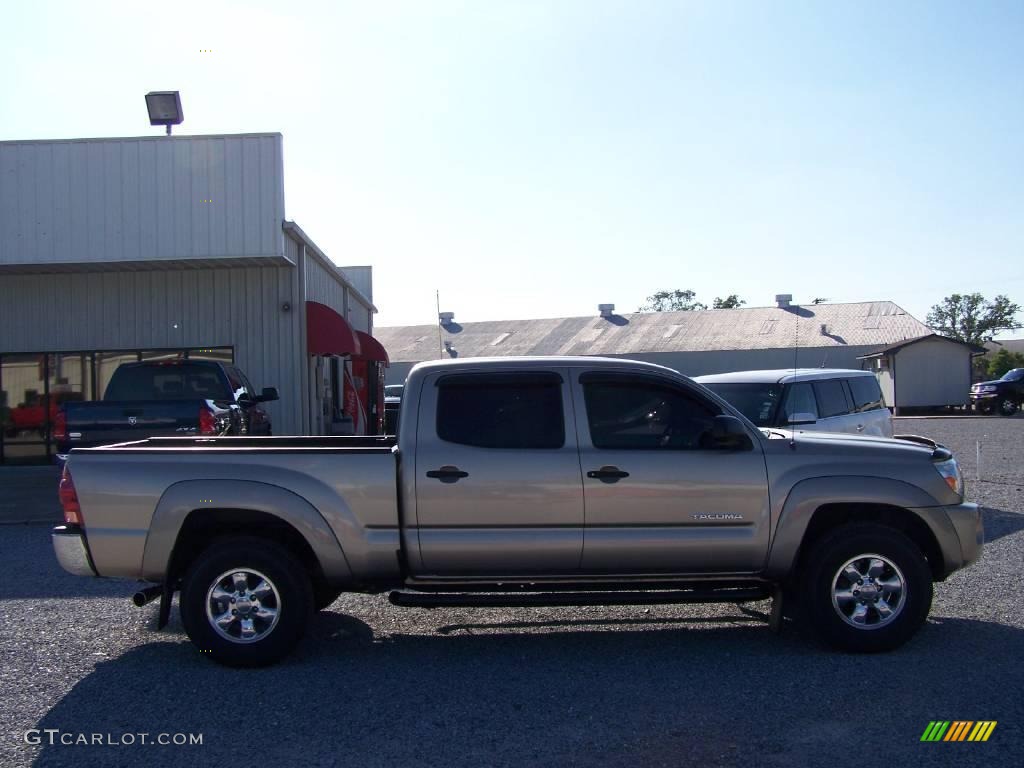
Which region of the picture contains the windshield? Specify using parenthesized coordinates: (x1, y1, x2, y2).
(1001, 368, 1024, 382)
(701, 382, 782, 427)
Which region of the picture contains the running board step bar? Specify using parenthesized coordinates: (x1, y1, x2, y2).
(388, 587, 771, 609)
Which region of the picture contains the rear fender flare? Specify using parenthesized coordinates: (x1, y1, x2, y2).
(141, 480, 352, 584)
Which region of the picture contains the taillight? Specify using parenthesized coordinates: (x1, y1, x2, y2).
(199, 405, 218, 435)
(53, 409, 67, 442)
(59, 465, 82, 525)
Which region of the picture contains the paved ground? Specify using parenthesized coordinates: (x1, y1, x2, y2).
(1, 417, 1021, 767)
(0, 466, 60, 524)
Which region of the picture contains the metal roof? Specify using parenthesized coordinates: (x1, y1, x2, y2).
(856, 333, 986, 358)
(375, 301, 933, 363)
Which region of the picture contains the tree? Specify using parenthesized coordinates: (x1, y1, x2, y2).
(925, 293, 1021, 345)
(986, 348, 1024, 379)
(638, 289, 707, 312)
(712, 294, 746, 309)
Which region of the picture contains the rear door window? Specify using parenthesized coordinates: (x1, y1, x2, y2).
(436, 373, 565, 449)
(847, 376, 885, 412)
(812, 379, 852, 418)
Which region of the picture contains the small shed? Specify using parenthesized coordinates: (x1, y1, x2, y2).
(857, 334, 985, 413)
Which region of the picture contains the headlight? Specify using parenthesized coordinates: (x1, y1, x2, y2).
(934, 457, 964, 497)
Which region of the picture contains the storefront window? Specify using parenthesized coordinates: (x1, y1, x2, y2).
(1, 354, 48, 463)
(188, 348, 233, 363)
(0, 347, 235, 463)
(140, 350, 184, 363)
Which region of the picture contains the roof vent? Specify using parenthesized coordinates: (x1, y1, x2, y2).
(775, 294, 793, 308)
(438, 311, 455, 325)
(598, 303, 615, 318)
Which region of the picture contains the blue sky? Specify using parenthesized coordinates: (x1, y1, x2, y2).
(2, 1, 1021, 329)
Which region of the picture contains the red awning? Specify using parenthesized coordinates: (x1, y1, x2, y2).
(305, 301, 360, 356)
(355, 331, 390, 365)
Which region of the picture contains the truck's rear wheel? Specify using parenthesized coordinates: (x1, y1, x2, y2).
(800, 522, 932, 652)
(180, 537, 313, 667)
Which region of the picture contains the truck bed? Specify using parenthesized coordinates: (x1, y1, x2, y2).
(66, 434, 402, 583)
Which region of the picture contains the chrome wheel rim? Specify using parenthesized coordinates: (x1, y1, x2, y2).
(206, 568, 281, 644)
(831, 554, 906, 630)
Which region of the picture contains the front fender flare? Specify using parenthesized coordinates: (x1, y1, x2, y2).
(765, 476, 949, 580)
(140, 480, 353, 584)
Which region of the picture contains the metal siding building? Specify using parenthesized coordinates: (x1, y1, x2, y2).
(375, 301, 973, 409)
(377, 301, 934, 382)
(0, 133, 385, 463)
(0, 134, 286, 269)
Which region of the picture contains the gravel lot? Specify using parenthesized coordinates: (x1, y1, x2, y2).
(2, 417, 1022, 767)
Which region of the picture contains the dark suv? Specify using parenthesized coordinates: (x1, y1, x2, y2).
(970, 368, 1023, 416)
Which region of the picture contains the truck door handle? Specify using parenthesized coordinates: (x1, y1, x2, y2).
(587, 466, 629, 482)
(426, 466, 469, 483)
(856, 424, 865, 432)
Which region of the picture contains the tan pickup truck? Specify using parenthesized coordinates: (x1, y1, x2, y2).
(53, 357, 983, 666)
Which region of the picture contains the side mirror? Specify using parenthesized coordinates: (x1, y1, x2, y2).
(787, 412, 817, 426)
(257, 387, 280, 403)
(711, 415, 753, 451)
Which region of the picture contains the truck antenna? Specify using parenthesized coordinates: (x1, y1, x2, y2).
(791, 306, 799, 450)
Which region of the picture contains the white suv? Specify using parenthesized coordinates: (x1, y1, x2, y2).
(694, 369, 894, 437)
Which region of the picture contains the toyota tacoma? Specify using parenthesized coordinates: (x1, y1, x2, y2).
(52, 357, 982, 666)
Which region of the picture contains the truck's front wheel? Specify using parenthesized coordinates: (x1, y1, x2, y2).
(180, 537, 313, 667)
(800, 522, 932, 652)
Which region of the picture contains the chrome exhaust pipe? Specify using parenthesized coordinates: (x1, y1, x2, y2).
(132, 585, 163, 607)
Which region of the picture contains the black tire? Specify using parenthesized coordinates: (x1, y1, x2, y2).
(799, 522, 932, 653)
(313, 585, 343, 611)
(180, 536, 313, 667)
(998, 398, 1019, 417)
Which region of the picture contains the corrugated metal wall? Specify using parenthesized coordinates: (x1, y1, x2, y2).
(304, 255, 348, 317)
(0, 134, 286, 267)
(303, 255, 373, 333)
(341, 266, 373, 302)
(0, 266, 305, 433)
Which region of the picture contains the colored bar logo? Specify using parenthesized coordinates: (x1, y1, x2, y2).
(920, 721, 997, 742)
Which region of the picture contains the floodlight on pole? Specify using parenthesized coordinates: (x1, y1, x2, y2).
(145, 91, 183, 135)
